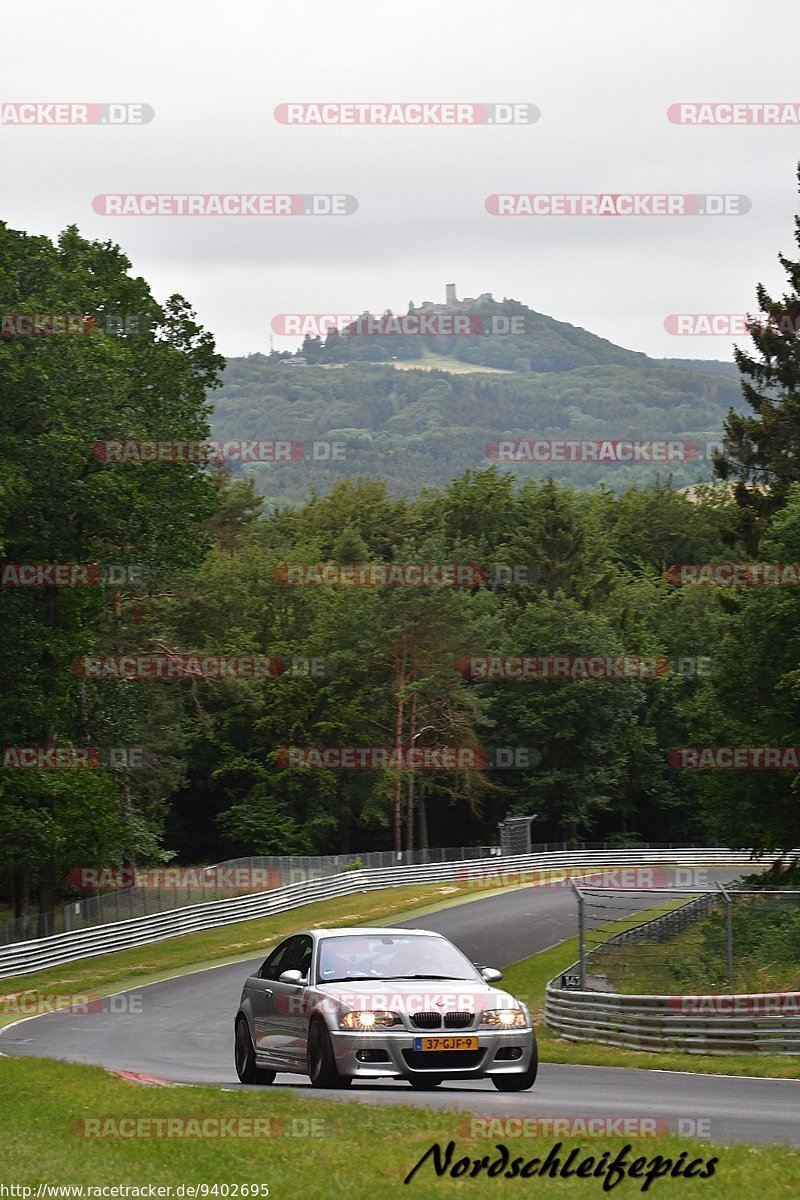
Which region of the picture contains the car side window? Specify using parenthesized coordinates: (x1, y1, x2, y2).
(259, 938, 296, 981)
(291, 935, 313, 980)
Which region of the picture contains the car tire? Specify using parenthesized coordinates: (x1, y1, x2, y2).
(491, 1041, 538, 1092)
(234, 1017, 276, 1085)
(307, 1017, 351, 1088)
(407, 1075, 443, 1089)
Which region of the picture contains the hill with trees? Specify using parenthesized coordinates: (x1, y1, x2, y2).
(214, 306, 744, 506)
(3, 184, 800, 925)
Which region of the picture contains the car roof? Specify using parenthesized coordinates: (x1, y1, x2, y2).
(302, 927, 443, 939)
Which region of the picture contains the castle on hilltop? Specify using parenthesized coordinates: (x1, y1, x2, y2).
(413, 284, 494, 314)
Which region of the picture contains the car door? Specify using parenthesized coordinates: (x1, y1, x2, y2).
(265, 934, 314, 1068)
(250, 937, 297, 1065)
(282, 935, 314, 1066)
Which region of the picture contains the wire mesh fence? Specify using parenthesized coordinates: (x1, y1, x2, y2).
(572, 886, 800, 995)
(0, 839, 698, 947)
(1, 843, 496, 944)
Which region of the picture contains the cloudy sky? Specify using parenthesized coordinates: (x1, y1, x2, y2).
(2, 0, 799, 360)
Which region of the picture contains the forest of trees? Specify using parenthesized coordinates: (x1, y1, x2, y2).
(239, 294, 743, 508)
(214, 351, 744, 505)
(2, 171, 800, 920)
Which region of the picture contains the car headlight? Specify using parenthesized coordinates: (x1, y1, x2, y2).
(480, 1008, 527, 1028)
(340, 1010, 402, 1030)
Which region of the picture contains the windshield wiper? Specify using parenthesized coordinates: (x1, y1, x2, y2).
(319, 977, 370, 985)
(378, 974, 470, 981)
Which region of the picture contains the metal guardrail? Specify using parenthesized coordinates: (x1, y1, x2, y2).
(0, 847, 773, 980)
(544, 987, 800, 1055)
(1, 840, 713, 946)
(545, 892, 800, 1054)
(204, 846, 503, 876)
(1, 844, 501, 945)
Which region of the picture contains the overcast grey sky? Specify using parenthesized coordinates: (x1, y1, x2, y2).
(2, 0, 799, 360)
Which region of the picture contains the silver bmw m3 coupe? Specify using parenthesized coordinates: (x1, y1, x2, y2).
(234, 926, 537, 1090)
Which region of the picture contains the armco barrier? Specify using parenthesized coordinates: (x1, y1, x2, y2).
(0, 840, 755, 946)
(545, 892, 800, 1054)
(4, 844, 501, 945)
(544, 986, 800, 1054)
(0, 847, 776, 980)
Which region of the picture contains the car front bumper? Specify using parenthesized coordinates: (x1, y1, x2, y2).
(329, 1026, 536, 1079)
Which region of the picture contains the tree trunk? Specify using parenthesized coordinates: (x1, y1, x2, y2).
(120, 775, 136, 870)
(13, 867, 30, 919)
(37, 714, 58, 934)
(405, 691, 417, 853)
(418, 782, 428, 851)
(37, 860, 56, 937)
(392, 647, 407, 853)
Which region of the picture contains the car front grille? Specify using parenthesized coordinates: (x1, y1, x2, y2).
(410, 1011, 475, 1030)
(443, 1011, 473, 1029)
(410, 1012, 442, 1029)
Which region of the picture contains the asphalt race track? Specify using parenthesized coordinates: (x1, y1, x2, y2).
(2, 868, 799, 1147)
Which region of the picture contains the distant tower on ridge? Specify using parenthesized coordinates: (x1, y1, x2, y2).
(445, 283, 457, 306)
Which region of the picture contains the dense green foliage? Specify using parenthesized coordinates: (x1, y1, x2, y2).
(215, 352, 742, 506)
(0, 221, 224, 915)
(714, 165, 800, 550)
(2, 195, 800, 922)
(591, 895, 800, 994)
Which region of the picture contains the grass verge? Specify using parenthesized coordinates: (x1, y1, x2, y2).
(502, 920, 800, 1080)
(588, 898, 800, 995)
(0, 1056, 798, 1198)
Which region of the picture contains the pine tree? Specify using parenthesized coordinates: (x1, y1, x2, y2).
(714, 163, 800, 550)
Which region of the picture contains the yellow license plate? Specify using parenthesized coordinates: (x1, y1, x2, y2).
(414, 1036, 478, 1051)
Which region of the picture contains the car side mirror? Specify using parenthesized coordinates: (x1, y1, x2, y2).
(480, 967, 502, 983)
(278, 969, 306, 985)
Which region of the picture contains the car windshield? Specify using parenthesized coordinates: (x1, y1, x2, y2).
(316, 933, 481, 984)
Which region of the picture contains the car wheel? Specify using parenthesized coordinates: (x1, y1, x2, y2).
(407, 1075, 443, 1089)
(234, 1017, 276, 1085)
(491, 1041, 538, 1092)
(307, 1017, 351, 1088)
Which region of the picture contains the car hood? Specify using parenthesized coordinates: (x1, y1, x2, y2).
(316, 979, 520, 1014)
